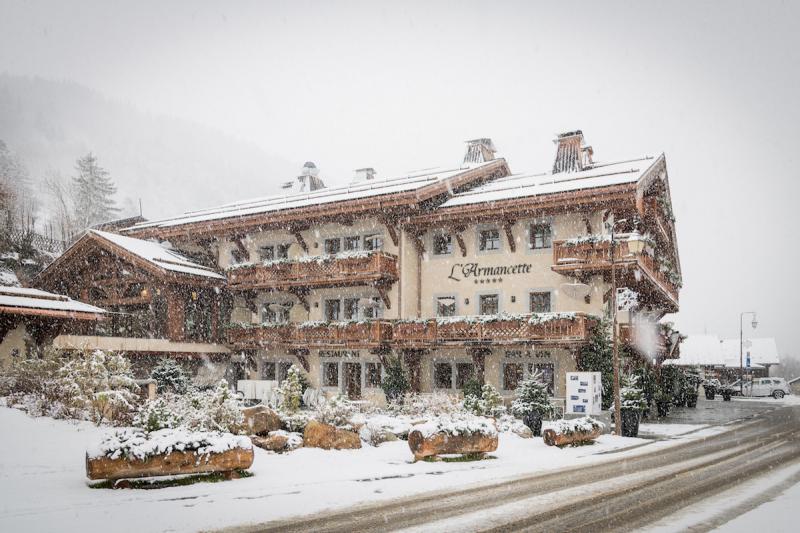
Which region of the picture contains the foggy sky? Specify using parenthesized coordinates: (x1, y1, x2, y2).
(1, 0, 798, 357)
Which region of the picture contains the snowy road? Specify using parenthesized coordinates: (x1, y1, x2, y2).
(232, 402, 800, 532)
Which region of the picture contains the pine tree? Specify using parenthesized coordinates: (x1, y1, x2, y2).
(511, 372, 556, 419)
(578, 320, 614, 409)
(72, 152, 119, 230)
(150, 358, 190, 394)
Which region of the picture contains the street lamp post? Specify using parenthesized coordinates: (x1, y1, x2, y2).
(739, 312, 758, 394)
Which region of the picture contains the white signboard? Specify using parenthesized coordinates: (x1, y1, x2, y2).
(566, 371, 603, 415)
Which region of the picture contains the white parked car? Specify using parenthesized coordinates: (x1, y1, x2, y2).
(743, 377, 791, 399)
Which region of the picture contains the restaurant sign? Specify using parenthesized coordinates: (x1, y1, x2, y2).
(319, 350, 360, 358)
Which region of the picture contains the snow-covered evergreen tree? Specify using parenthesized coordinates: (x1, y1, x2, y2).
(511, 372, 555, 419)
(463, 383, 504, 416)
(150, 358, 190, 394)
(276, 365, 304, 413)
(72, 152, 119, 230)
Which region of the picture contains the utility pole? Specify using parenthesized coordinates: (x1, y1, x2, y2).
(739, 312, 758, 395)
(611, 221, 621, 436)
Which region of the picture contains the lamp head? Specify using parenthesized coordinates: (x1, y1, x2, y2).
(751, 316, 758, 329)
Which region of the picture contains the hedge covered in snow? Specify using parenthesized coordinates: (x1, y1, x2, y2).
(543, 416, 604, 436)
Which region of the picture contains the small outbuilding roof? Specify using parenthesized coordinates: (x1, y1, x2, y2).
(0, 286, 106, 320)
(668, 334, 780, 367)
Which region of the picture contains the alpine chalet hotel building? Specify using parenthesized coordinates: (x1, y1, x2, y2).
(37, 132, 682, 405)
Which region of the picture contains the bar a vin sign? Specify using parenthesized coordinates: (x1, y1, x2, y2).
(448, 262, 532, 282)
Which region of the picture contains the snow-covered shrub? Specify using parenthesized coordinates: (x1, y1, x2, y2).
(132, 395, 183, 432)
(3, 349, 66, 415)
(619, 375, 648, 411)
(150, 358, 190, 394)
(276, 365, 304, 413)
(392, 392, 466, 418)
(461, 378, 482, 400)
(495, 413, 531, 434)
(463, 384, 504, 417)
(412, 414, 498, 438)
(88, 427, 252, 461)
(132, 380, 243, 434)
(511, 372, 556, 420)
(315, 394, 356, 429)
(280, 410, 313, 433)
(358, 414, 414, 445)
(57, 350, 139, 425)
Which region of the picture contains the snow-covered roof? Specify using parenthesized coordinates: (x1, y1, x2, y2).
(721, 338, 779, 366)
(0, 286, 105, 316)
(440, 156, 660, 208)
(90, 231, 224, 280)
(670, 335, 780, 367)
(127, 161, 500, 232)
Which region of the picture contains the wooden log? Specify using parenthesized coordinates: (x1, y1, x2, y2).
(407, 430, 498, 461)
(86, 446, 254, 481)
(542, 427, 601, 447)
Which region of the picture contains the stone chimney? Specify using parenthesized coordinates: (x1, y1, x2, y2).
(552, 130, 593, 173)
(282, 161, 326, 193)
(463, 138, 496, 165)
(353, 167, 376, 182)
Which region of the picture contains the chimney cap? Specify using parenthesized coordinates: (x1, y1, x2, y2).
(463, 138, 497, 164)
(555, 130, 584, 141)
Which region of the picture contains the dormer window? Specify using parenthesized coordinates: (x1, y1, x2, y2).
(324, 238, 341, 255)
(363, 234, 383, 251)
(344, 236, 361, 251)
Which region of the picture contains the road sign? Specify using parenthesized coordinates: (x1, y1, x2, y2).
(746, 352, 751, 368)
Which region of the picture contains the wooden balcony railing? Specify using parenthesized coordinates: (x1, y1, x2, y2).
(227, 252, 399, 291)
(393, 313, 598, 347)
(227, 320, 393, 348)
(552, 239, 679, 305)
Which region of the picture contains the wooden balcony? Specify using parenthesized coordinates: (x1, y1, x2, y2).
(552, 239, 679, 307)
(393, 313, 598, 347)
(227, 320, 393, 349)
(227, 252, 399, 291)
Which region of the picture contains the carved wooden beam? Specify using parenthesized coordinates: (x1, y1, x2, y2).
(379, 216, 400, 247)
(291, 230, 309, 253)
(289, 349, 311, 372)
(231, 235, 250, 261)
(503, 221, 516, 252)
(289, 288, 311, 312)
(376, 284, 391, 310)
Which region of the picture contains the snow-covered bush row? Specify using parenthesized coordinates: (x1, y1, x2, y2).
(412, 414, 498, 439)
(3, 349, 139, 425)
(87, 427, 252, 461)
(133, 380, 243, 433)
(396, 312, 579, 326)
(388, 392, 466, 418)
(543, 416, 604, 436)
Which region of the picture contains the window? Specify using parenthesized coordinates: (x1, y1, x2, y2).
(503, 362, 524, 390)
(258, 245, 275, 261)
(343, 236, 361, 251)
(479, 228, 501, 251)
(432, 232, 453, 255)
(434, 362, 453, 389)
(456, 363, 475, 388)
(530, 292, 552, 313)
(324, 300, 341, 321)
(261, 303, 289, 324)
(277, 243, 290, 259)
(261, 362, 276, 380)
(530, 223, 552, 249)
(324, 238, 341, 254)
(436, 296, 457, 317)
(534, 363, 555, 395)
(323, 362, 339, 387)
(344, 298, 360, 320)
(363, 234, 383, 251)
(479, 294, 499, 315)
(362, 297, 383, 319)
(366, 362, 382, 388)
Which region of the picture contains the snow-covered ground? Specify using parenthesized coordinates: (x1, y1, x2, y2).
(0, 405, 727, 533)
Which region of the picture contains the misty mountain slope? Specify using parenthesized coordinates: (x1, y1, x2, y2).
(0, 74, 298, 219)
